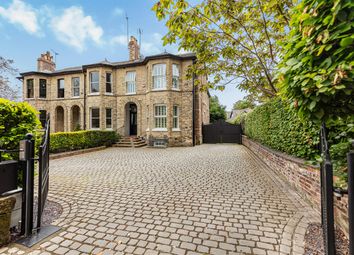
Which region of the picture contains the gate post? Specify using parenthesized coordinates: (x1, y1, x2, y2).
(348, 147, 354, 255)
(20, 134, 35, 237)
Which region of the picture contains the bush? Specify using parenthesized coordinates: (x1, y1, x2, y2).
(0, 99, 40, 160)
(50, 130, 119, 153)
(244, 99, 319, 160)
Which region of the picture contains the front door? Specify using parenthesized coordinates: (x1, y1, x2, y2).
(129, 104, 137, 136)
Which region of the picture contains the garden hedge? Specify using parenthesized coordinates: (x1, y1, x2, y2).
(244, 99, 319, 160)
(0, 98, 40, 160)
(50, 130, 119, 153)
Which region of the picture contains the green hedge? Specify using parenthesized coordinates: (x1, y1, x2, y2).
(50, 130, 119, 153)
(0, 98, 40, 160)
(244, 99, 319, 160)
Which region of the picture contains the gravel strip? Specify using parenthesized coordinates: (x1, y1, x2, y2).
(304, 223, 349, 255)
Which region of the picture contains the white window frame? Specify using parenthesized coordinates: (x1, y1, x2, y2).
(90, 71, 99, 94)
(105, 72, 113, 94)
(72, 77, 80, 97)
(153, 104, 167, 131)
(172, 105, 180, 131)
(126, 71, 136, 94)
(152, 64, 166, 90)
(172, 64, 180, 90)
(90, 108, 100, 129)
(105, 108, 112, 129)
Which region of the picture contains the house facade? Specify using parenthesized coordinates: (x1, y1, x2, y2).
(20, 37, 210, 146)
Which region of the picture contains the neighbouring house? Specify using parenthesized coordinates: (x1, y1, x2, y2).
(227, 108, 252, 123)
(19, 36, 210, 146)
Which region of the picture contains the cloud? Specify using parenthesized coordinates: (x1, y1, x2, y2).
(0, 0, 40, 34)
(113, 7, 124, 17)
(50, 6, 104, 52)
(110, 35, 127, 46)
(141, 42, 161, 55)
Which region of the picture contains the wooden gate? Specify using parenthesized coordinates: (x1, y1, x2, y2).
(202, 120, 242, 144)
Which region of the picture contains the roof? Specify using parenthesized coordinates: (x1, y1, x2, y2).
(19, 52, 196, 77)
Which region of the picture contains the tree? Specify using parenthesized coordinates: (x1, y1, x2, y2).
(233, 98, 256, 110)
(278, 0, 354, 123)
(0, 57, 19, 101)
(152, 0, 294, 100)
(209, 95, 226, 123)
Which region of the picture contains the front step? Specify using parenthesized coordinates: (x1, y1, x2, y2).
(114, 137, 147, 148)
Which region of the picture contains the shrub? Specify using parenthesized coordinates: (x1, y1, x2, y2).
(0, 98, 40, 160)
(50, 130, 119, 153)
(244, 99, 319, 160)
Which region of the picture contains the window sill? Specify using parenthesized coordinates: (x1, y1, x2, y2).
(172, 88, 180, 91)
(152, 128, 168, 132)
(146, 128, 150, 131)
(105, 93, 114, 96)
(90, 128, 101, 130)
(125, 92, 136, 95)
(105, 128, 113, 130)
(88, 93, 100, 96)
(172, 128, 181, 132)
(151, 88, 167, 91)
(72, 96, 80, 98)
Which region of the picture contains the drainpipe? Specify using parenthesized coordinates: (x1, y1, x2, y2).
(83, 71, 87, 130)
(192, 60, 196, 147)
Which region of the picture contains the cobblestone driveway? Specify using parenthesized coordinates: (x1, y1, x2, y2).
(1, 144, 319, 255)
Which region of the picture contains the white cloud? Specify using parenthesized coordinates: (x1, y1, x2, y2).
(50, 6, 103, 52)
(113, 7, 124, 17)
(0, 0, 40, 34)
(110, 35, 127, 46)
(141, 42, 161, 55)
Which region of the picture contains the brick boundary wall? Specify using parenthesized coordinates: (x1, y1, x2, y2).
(242, 135, 349, 237)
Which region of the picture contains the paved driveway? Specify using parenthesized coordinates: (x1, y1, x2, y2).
(1, 144, 318, 255)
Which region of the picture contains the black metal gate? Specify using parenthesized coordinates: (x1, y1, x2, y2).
(202, 120, 242, 144)
(37, 115, 50, 229)
(319, 123, 336, 255)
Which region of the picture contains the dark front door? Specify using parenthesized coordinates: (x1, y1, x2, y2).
(129, 104, 137, 136)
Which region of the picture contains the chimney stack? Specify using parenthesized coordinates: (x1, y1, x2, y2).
(128, 36, 140, 61)
(37, 51, 56, 72)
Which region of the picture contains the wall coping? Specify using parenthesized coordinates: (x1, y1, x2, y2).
(242, 135, 319, 169)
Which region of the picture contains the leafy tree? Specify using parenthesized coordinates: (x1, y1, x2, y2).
(209, 95, 226, 123)
(152, 0, 294, 100)
(278, 0, 354, 123)
(0, 57, 19, 100)
(233, 98, 256, 110)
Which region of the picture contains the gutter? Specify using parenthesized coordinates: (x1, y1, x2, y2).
(83, 72, 87, 130)
(192, 60, 196, 147)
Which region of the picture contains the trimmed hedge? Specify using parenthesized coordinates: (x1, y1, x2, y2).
(0, 98, 40, 160)
(50, 130, 119, 153)
(244, 99, 319, 160)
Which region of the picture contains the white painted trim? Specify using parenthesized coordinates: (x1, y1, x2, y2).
(152, 128, 168, 132)
(172, 128, 181, 132)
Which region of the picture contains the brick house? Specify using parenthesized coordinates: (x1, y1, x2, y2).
(20, 37, 210, 146)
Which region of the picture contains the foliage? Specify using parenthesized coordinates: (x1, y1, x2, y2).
(153, 0, 294, 100)
(233, 112, 248, 128)
(244, 99, 319, 160)
(278, 0, 354, 122)
(0, 98, 40, 160)
(233, 99, 256, 110)
(209, 95, 226, 123)
(0, 57, 19, 101)
(50, 130, 119, 153)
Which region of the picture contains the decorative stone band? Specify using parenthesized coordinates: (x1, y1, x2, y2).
(242, 135, 349, 238)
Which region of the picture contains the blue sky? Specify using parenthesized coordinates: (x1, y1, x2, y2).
(0, 0, 245, 110)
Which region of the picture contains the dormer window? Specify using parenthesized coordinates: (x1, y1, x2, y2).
(126, 71, 136, 94)
(152, 64, 166, 90)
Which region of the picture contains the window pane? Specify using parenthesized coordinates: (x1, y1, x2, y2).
(90, 72, 99, 93)
(106, 73, 112, 93)
(152, 64, 166, 89)
(91, 108, 100, 128)
(39, 79, 47, 98)
(106, 108, 112, 128)
(154, 105, 167, 128)
(39, 110, 47, 128)
(72, 77, 80, 97)
(57, 79, 64, 98)
(27, 79, 34, 98)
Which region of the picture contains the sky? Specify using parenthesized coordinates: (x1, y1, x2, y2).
(0, 0, 245, 110)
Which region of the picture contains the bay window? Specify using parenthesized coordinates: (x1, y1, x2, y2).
(172, 64, 179, 89)
(154, 105, 167, 129)
(152, 64, 166, 90)
(90, 71, 99, 93)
